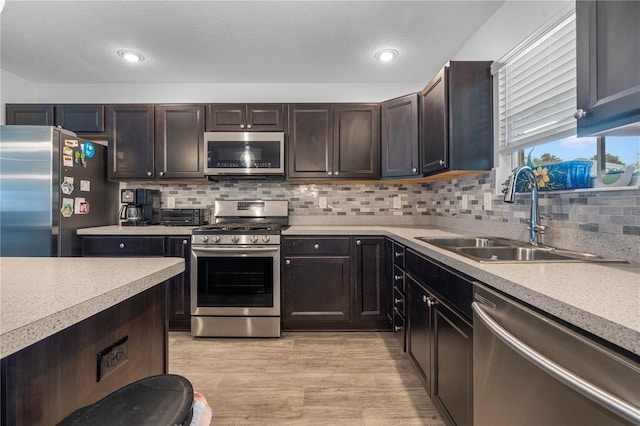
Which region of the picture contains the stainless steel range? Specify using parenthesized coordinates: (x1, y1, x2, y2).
(190, 200, 288, 337)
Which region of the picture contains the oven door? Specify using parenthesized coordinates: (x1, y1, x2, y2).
(191, 245, 280, 316)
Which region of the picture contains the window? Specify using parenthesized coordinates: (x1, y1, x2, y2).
(494, 6, 640, 192)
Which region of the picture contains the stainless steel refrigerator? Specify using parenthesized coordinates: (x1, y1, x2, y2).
(0, 125, 118, 256)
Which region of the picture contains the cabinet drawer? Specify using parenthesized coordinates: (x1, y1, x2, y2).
(393, 242, 405, 267)
(393, 287, 405, 317)
(393, 265, 405, 293)
(393, 308, 406, 351)
(82, 236, 165, 256)
(283, 237, 350, 256)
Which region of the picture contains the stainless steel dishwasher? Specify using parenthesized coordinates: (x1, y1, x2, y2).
(472, 283, 640, 426)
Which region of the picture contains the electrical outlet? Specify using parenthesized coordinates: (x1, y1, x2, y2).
(167, 197, 176, 209)
(97, 336, 128, 382)
(461, 194, 468, 210)
(484, 193, 492, 211)
(393, 197, 402, 209)
(319, 197, 327, 209)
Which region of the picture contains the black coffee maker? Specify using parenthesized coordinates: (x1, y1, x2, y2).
(119, 189, 160, 226)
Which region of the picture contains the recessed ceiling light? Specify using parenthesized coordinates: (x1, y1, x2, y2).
(117, 50, 145, 63)
(375, 49, 398, 63)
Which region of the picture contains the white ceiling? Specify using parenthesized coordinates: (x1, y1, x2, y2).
(0, 0, 504, 86)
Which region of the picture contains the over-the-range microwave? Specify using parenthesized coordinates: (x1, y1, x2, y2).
(204, 132, 285, 178)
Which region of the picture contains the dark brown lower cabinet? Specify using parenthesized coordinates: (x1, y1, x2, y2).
(282, 236, 388, 330)
(405, 247, 474, 426)
(81, 235, 191, 331)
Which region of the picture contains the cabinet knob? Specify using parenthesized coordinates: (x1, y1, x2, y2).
(159, 171, 164, 176)
(314, 243, 320, 250)
(356, 240, 361, 246)
(412, 168, 417, 173)
(394, 298, 402, 304)
(240, 124, 246, 129)
(394, 252, 403, 258)
(285, 259, 291, 265)
(119, 242, 125, 249)
(394, 325, 403, 331)
(247, 124, 252, 129)
(334, 171, 339, 176)
(394, 275, 403, 281)
(146, 171, 152, 177)
(327, 172, 333, 176)
(439, 160, 445, 166)
(182, 239, 188, 245)
(574, 109, 588, 120)
(427, 298, 438, 308)
(422, 295, 427, 303)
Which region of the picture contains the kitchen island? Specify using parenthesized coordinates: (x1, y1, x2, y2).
(0, 256, 185, 425)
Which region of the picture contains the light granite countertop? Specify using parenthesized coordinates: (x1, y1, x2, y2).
(77, 225, 196, 236)
(0, 257, 185, 359)
(76, 224, 640, 356)
(283, 225, 640, 357)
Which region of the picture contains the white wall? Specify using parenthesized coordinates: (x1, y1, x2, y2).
(0, 69, 37, 124)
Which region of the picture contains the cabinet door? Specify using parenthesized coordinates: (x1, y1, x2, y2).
(205, 104, 246, 131)
(166, 237, 192, 331)
(353, 237, 386, 323)
(282, 256, 351, 327)
(106, 104, 155, 179)
(407, 275, 432, 394)
(381, 94, 420, 178)
(55, 104, 104, 133)
(155, 104, 205, 179)
(333, 104, 380, 179)
(287, 104, 333, 178)
(246, 104, 285, 131)
(420, 67, 448, 175)
(576, 1, 640, 136)
(5, 104, 53, 125)
(433, 301, 473, 426)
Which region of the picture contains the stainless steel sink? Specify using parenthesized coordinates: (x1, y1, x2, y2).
(415, 236, 628, 263)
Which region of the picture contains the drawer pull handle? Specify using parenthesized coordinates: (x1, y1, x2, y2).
(314, 244, 320, 250)
(394, 275, 403, 281)
(394, 325, 403, 331)
(285, 259, 291, 265)
(119, 243, 125, 249)
(356, 240, 362, 246)
(394, 298, 402, 304)
(395, 252, 403, 258)
(422, 295, 427, 303)
(182, 240, 188, 245)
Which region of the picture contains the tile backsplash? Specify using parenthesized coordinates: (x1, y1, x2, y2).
(126, 171, 639, 261)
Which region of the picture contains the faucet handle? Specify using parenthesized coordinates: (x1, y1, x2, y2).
(531, 224, 547, 234)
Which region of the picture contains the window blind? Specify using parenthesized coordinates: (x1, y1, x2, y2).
(494, 12, 576, 153)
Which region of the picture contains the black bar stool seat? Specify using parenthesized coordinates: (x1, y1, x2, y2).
(57, 374, 194, 426)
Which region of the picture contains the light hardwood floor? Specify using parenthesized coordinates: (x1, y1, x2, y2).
(168, 331, 446, 426)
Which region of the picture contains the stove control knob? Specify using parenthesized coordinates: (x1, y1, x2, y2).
(262, 235, 271, 243)
(213, 235, 221, 243)
(231, 235, 240, 244)
(250, 235, 259, 243)
(200, 235, 209, 243)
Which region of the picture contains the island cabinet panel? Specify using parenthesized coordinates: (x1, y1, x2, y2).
(1, 285, 166, 426)
(419, 61, 493, 177)
(282, 236, 389, 331)
(576, 0, 640, 136)
(5, 104, 54, 126)
(381, 93, 420, 178)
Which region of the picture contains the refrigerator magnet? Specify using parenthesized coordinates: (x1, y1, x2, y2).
(61, 177, 74, 195)
(75, 198, 89, 214)
(74, 151, 80, 164)
(63, 155, 74, 167)
(80, 180, 91, 192)
(64, 139, 79, 147)
(83, 142, 95, 158)
(61, 198, 74, 218)
(63, 146, 73, 157)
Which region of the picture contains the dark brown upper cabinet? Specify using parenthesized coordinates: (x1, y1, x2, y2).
(155, 104, 206, 180)
(106, 104, 155, 180)
(55, 104, 104, 133)
(287, 103, 380, 180)
(381, 93, 420, 178)
(576, 1, 640, 136)
(419, 61, 493, 177)
(205, 103, 284, 131)
(5, 104, 54, 126)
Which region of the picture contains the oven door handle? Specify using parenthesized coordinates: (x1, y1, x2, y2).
(192, 246, 279, 253)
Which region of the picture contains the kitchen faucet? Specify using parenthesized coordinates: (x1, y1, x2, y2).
(504, 166, 546, 246)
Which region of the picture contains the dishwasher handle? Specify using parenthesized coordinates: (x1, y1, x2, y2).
(472, 302, 640, 424)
